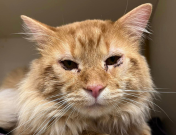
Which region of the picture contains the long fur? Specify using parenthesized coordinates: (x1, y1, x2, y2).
(0, 3, 156, 135)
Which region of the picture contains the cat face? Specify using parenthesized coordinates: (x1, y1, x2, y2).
(21, 4, 154, 118)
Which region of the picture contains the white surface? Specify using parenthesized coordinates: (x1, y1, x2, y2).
(0, 89, 18, 129)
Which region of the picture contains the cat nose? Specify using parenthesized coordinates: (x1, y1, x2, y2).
(86, 85, 105, 98)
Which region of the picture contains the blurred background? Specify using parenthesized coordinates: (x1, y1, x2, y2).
(0, 0, 176, 134)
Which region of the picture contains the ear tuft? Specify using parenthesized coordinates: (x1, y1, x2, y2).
(21, 15, 55, 48)
(117, 3, 152, 42)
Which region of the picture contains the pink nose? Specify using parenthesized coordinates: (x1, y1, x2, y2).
(86, 85, 105, 98)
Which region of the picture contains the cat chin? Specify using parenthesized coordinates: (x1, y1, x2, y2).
(78, 104, 113, 118)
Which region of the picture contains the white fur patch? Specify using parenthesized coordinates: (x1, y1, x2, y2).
(0, 89, 18, 129)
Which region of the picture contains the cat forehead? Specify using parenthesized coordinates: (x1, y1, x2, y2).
(56, 20, 114, 43)
(52, 20, 115, 58)
(57, 20, 113, 33)
(49, 20, 133, 60)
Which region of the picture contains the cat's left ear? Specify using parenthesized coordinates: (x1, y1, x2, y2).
(116, 3, 152, 42)
(21, 15, 56, 49)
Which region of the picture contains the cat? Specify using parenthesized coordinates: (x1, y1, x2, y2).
(0, 3, 156, 135)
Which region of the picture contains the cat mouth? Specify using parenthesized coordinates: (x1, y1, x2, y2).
(84, 98, 106, 109)
(86, 103, 103, 109)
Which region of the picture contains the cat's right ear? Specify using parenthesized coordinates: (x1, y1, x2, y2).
(21, 15, 56, 49)
(115, 3, 152, 42)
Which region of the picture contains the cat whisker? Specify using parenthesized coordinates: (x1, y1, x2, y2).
(130, 91, 158, 101)
(122, 89, 176, 94)
(36, 103, 74, 135)
(154, 88, 169, 90)
(61, 109, 75, 135)
(22, 100, 67, 135)
(123, 97, 159, 112)
(120, 98, 152, 122)
(33, 101, 69, 135)
(121, 90, 159, 101)
(30, 99, 66, 121)
(7, 98, 66, 135)
(120, 98, 148, 115)
(123, 0, 129, 15)
(19, 96, 65, 119)
(18, 93, 66, 118)
(123, 93, 173, 122)
(123, 93, 156, 108)
(13, 32, 65, 44)
(102, 95, 121, 116)
(72, 102, 83, 119)
(46, 93, 66, 99)
(142, 87, 169, 90)
(6, 98, 63, 135)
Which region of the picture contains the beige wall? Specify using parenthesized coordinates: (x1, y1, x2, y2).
(149, 0, 176, 134)
(0, 38, 38, 83)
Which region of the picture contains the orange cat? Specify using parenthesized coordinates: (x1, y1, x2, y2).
(0, 3, 156, 135)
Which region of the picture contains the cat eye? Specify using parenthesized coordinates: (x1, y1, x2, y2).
(60, 60, 78, 71)
(105, 56, 122, 67)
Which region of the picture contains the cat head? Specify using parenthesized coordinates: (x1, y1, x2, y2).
(21, 3, 154, 118)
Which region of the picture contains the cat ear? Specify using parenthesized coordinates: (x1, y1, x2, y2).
(21, 15, 56, 48)
(116, 3, 152, 41)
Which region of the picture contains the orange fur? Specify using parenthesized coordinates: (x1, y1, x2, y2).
(0, 3, 156, 135)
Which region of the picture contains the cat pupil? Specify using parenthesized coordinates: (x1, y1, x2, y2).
(60, 60, 78, 70)
(110, 57, 115, 62)
(105, 56, 121, 66)
(67, 61, 71, 66)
